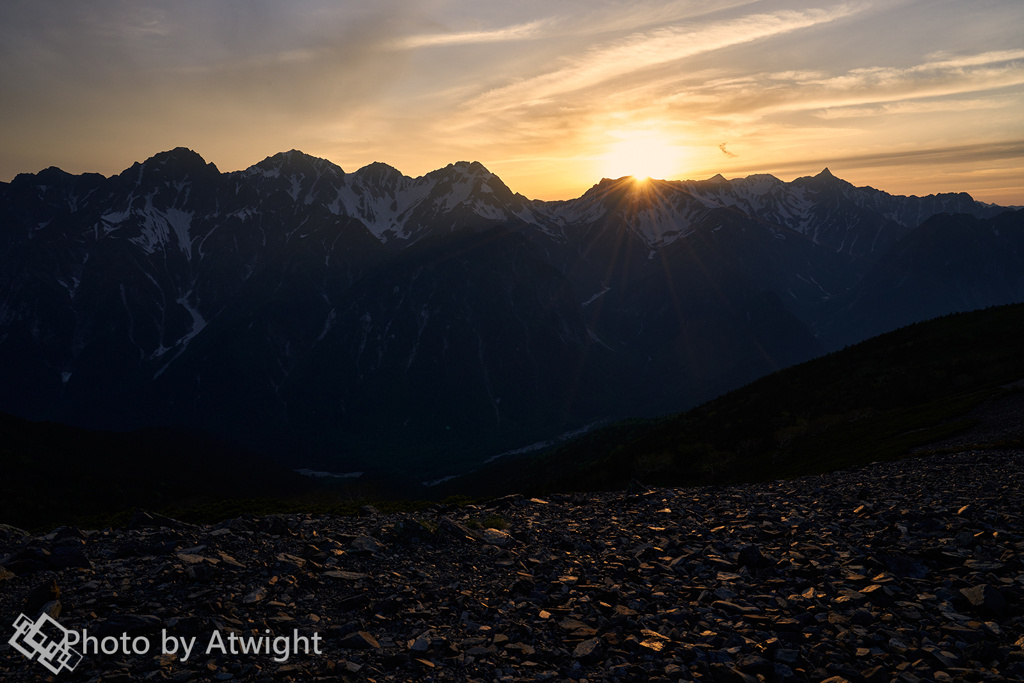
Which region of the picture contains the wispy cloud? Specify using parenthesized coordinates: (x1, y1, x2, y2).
(727, 140, 1024, 175)
(392, 20, 549, 49)
(393, 0, 766, 52)
(802, 50, 1024, 108)
(641, 49, 1024, 124)
(466, 5, 862, 113)
(919, 49, 1024, 71)
(817, 96, 1018, 120)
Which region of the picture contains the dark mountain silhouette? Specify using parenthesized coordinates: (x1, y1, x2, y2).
(0, 148, 1019, 481)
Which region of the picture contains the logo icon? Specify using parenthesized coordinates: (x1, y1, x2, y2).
(9, 613, 83, 674)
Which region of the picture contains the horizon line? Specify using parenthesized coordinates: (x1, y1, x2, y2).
(5, 142, 1023, 206)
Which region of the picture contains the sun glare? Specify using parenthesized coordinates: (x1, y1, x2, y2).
(600, 132, 679, 181)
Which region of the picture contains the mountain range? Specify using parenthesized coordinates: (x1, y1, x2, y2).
(1, 148, 1021, 482)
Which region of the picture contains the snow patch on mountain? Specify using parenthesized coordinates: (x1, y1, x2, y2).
(551, 197, 608, 225)
(177, 294, 206, 347)
(629, 203, 691, 247)
(247, 165, 281, 179)
(288, 175, 303, 202)
(130, 196, 195, 259)
(438, 176, 477, 211)
(334, 177, 436, 239)
(154, 293, 207, 378)
(102, 205, 133, 225)
(582, 286, 611, 307)
(472, 198, 507, 220)
(317, 309, 337, 342)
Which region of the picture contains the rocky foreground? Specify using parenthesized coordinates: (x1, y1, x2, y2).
(2, 450, 1024, 683)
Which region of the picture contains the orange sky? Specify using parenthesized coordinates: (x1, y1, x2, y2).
(2, 1, 1022, 204)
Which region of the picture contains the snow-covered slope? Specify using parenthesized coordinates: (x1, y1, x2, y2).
(681, 168, 1005, 258)
(236, 152, 541, 244)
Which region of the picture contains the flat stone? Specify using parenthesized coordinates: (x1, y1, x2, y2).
(960, 584, 1007, 617)
(322, 570, 368, 580)
(349, 535, 384, 555)
(339, 631, 380, 649)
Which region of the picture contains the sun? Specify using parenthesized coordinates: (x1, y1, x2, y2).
(600, 132, 680, 181)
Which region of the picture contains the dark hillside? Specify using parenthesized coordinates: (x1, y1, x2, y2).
(446, 303, 1024, 496)
(0, 415, 315, 531)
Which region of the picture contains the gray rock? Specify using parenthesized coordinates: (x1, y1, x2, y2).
(479, 528, 513, 547)
(22, 579, 60, 615)
(439, 516, 479, 542)
(737, 544, 770, 569)
(348, 535, 384, 555)
(3, 546, 52, 574)
(0, 523, 30, 540)
(709, 663, 759, 683)
(339, 631, 380, 649)
(49, 545, 92, 570)
(572, 637, 604, 664)
(960, 584, 1007, 617)
(880, 553, 929, 579)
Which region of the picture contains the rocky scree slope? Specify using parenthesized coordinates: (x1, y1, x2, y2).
(2, 449, 1024, 682)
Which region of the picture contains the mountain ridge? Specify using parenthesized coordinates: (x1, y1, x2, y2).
(1, 147, 1020, 481)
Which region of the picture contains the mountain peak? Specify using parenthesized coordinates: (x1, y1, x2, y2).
(142, 147, 211, 168)
(253, 150, 343, 177)
(450, 161, 492, 177)
(352, 161, 406, 183)
(348, 162, 414, 194)
(29, 166, 74, 183)
(358, 161, 401, 172)
(582, 176, 640, 200)
(129, 147, 219, 183)
(794, 166, 851, 189)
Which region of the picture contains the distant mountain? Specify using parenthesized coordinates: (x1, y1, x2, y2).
(818, 209, 1024, 346)
(0, 148, 1019, 480)
(443, 302, 1024, 497)
(680, 168, 1007, 258)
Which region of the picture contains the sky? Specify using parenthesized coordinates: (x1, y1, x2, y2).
(1, 0, 1022, 204)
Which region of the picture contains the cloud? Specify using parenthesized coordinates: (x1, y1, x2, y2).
(392, 0, 765, 52)
(803, 50, 1024, 107)
(392, 20, 549, 49)
(719, 143, 737, 158)
(917, 49, 1024, 71)
(465, 5, 862, 113)
(727, 140, 1024, 176)
(645, 49, 1024, 124)
(816, 96, 1017, 119)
